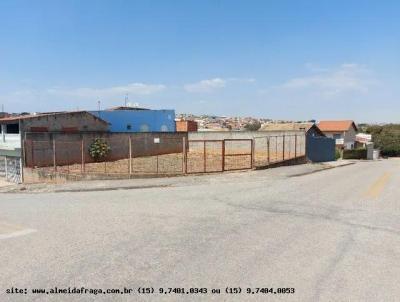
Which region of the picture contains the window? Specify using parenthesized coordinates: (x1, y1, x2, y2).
(333, 133, 342, 139)
(6, 123, 19, 134)
(126, 124, 132, 130)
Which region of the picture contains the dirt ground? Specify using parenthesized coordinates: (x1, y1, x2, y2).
(35, 149, 305, 176)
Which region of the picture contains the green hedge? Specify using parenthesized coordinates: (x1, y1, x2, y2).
(342, 149, 367, 160)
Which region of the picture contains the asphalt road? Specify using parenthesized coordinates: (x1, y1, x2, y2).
(1, 160, 400, 302)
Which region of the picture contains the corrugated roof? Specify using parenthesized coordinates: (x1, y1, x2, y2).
(318, 120, 358, 132)
(260, 122, 313, 132)
(106, 106, 149, 111)
(259, 122, 325, 136)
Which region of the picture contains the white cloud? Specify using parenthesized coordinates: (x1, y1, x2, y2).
(279, 63, 376, 96)
(0, 82, 166, 112)
(184, 77, 256, 93)
(46, 82, 166, 98)
(184, 78, 226, 93)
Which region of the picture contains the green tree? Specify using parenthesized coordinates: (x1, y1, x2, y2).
(366, 124, 400, 157)
(244, 121, 261, 131)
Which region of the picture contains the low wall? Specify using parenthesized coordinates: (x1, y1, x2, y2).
(23, 168, 183, 184)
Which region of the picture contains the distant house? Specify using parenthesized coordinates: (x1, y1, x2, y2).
(259, 122, 325, 137)
(0, 111, 109, 157)
(0, 112, 9, 119)
(90, 107, 176, 133)
(355, 133, 372, 148)
(318, 120, 358, 150)
(259, 122, 336, 162)
(176, 119, 198, 132)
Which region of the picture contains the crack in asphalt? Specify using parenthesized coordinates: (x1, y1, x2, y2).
(218, 200, 400, 238)
(312, 230, 355, 302)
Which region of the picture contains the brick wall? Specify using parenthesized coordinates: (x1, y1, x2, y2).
(176, 120, 198, 132)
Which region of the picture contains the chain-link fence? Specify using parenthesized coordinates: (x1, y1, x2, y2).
(24, 132, 306, 178)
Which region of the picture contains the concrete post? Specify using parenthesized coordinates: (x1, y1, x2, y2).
(1, 124, 5, 143)
(4, 156, 8, 180)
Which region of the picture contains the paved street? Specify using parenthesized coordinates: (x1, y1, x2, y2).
(1, 160, 400, 301)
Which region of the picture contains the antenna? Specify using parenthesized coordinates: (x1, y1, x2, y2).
(97, 100, 101, 111)
(124, 94, 129, 107)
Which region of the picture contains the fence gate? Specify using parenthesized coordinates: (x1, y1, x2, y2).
(223, 139, 253, 171)
(186, 140, 224, 173)
(0, 156, 22, 183)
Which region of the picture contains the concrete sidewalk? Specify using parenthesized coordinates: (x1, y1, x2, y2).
(0, 160, 357, 194)
(0, 178, 14, 188)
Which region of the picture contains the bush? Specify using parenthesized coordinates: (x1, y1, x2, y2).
(343, 148, 367, 160)
(244, 121, 261, 131)
(89, 138, 110, 161)
(335, 149, 342, 160)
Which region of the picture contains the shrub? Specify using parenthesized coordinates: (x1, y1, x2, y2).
(89, 138, 110, 161)
(366, 124, 400, 157)
(244, 121, 261, 131)
(335, 149, 342, 160)
(342, 148, 367, 160)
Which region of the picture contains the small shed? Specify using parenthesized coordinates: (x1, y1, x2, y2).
(176, 120, 198, 132)
(259, 122, 325, 137)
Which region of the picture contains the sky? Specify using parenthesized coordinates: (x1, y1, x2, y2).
(0, 0, 399, 123)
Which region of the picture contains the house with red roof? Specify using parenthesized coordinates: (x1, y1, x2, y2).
(317, 120, 358, 150)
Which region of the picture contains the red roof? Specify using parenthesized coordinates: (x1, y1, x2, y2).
(318, 120, 358, 132)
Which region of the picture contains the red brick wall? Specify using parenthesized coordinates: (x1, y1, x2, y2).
(176, 120, 198, 132)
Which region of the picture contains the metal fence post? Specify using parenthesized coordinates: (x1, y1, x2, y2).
(129, 136, 132, 175)
(222, 140, 226, 171)
(156, 142, 159, 174)
(282, 135, 285, 161)
(4, 156, 7, 180)
(53, 137, 57, 172)
(267, 136, 270, 165)
(31, 140, 34, 168)
(81, 137, 85, 173)
(251, 139, 255, 169)
(182, 136, 187, 174)
(203, 141, 206, 172)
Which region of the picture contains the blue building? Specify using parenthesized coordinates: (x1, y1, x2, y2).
(90, 107, 176, 132)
